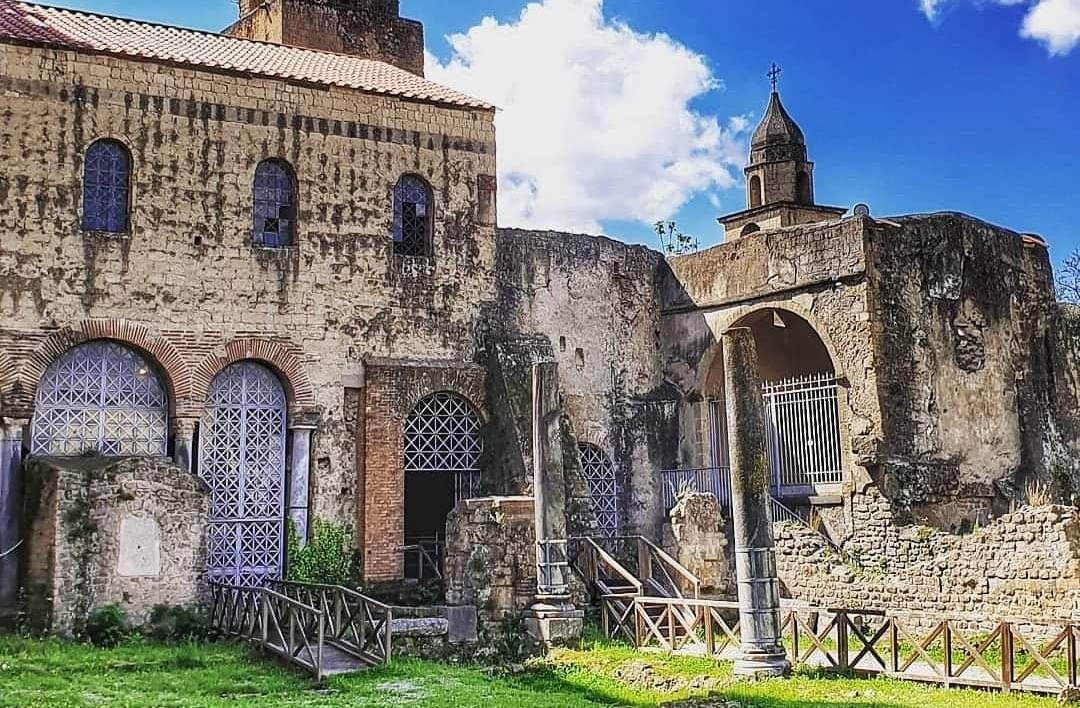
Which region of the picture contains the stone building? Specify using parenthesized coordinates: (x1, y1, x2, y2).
(0, 0, 1078, 628)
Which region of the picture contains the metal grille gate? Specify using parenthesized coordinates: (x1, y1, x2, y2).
(762, 373, 843, 495)
(403, 392, 482, 501)
(31, 341, 167, 456)
(199, 362, 287, 586)
(579, 443, 619, 538)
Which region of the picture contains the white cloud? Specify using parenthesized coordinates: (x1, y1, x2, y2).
(920, 0, 1080, 55)
(426, 0, 747, 233)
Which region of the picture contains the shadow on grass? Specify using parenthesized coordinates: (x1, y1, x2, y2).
(513, 662, 917, 708)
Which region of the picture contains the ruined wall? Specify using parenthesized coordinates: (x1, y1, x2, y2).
(22, 456, 209, 634)
(1050, 304, 1080, 502)
(777, 505, 1080, 623)
(444, 496, 536, 633)
(489, 230, 678, 539)
(866, 215, 1057, 527)
(0, 42, 497, 533)
(227, 0, 425, 76)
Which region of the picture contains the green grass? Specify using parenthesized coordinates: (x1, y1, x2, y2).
(0, 634, 1060, 708)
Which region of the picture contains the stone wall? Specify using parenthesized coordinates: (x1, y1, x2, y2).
(776, 505, 1080, 622)
(490, 230, 679, 539)
(661, 492, 732, 595)
(22, 456, 209, 634)
(865, 215, 1057, 527)
(0, 39, 496, 537)
(444, 496, 536, 633)
(227, 0, 425, 76)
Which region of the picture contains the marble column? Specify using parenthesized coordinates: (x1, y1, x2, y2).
(0, 419, 27, 604)
(524, 361, 583, 647)
(288, 425, 316, 546)
(173, 418, 197, 473)
(723, 329, 790, 678)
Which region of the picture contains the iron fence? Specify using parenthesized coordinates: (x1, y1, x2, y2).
(762, 373, 843, 495)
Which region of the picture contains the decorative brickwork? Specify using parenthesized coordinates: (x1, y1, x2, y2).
(191, 337, 316, 415)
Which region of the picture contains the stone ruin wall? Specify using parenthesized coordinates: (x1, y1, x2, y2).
(488, 230, 678, 540)
(0, 40, 497, 533)
(857, 215, 1059, 558)
(776, 505, 1080, 628)
(21, 456, 209, 634)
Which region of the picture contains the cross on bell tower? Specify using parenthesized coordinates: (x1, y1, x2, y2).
(768, 63, 781, 93)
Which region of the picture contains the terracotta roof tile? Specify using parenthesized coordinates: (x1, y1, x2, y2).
(0, 1, 493, 110)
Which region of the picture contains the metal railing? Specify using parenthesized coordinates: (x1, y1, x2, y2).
(536, 539, 570, 597)
(401, 537, 443, 581)
(661, 467, 731, 512)
(763, 373, 843, 494)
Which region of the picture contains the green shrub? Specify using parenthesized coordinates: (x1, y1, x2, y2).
(84, 604, 130, 647)
(143, 604, 213, 643)
(286, 519, 358, 586)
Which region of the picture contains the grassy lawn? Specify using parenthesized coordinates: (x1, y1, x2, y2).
(0, 634, 1060, 708)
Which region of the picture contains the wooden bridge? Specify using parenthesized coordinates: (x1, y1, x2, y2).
(209, 580, 392, 680)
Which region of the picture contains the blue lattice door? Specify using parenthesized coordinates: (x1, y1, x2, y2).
(199, 362, 286, 586)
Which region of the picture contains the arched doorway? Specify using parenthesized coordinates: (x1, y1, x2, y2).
(198, 362, 287, 586)
(578, 443, 619, 538)
(30, 340, 168, 456)
(402, 392, 482, 580)
(710, 308, 843, 499)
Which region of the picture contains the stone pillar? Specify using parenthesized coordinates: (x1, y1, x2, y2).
(0, 419, 27, 604)
(523, 361, 583, 646)
(288, 425, 315, 546)
(173, 418, 197, 473)
(723, 329, 790, 678)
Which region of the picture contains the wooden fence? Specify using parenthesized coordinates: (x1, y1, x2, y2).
(603, 595, 1080, 694)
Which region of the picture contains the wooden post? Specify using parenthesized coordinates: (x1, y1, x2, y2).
(837, 612, 850, 671)
(888, 618, 899, 674)
(1068, 624, 1077, 689)
(704, 607, 715, 656)
(1000, 622, 1013, 692)
(943, 621, 953, 688)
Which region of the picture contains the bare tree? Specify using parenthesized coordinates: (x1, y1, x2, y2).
(654, 221, 700, 256)
(1057, 249, 1080, 304)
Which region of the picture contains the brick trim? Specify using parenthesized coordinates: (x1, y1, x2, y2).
(17, 319, 191, 416)
(191, 338, 316, 413)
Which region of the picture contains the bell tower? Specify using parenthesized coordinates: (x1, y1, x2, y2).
(226, 0, 425, 76)
(719, 65, 846, 240)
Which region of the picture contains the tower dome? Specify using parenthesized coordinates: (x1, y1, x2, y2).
(750, 91, 807, 163)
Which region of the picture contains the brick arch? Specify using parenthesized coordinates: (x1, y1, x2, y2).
(192, 338, 316, 413)
(0, 348, 15, 409)
(18, 319, 191, 415)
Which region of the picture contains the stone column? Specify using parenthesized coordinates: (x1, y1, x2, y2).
(523, 361, 583, 646)
(173, 418, 197, 473)
(0, 419, 27, 604)
(288, 425, 316, 546)
(723, 329, 790, 678)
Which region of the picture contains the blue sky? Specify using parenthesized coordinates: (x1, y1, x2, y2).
(45, 0, 1080, 265)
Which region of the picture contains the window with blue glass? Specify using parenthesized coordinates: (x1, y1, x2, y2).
(81, 140, 131, 233)
(253, 159, 296, 247)
(393, 175, 432, 258)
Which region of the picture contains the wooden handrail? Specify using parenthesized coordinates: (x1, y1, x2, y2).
(637, 536, 700, 598)
(573, 536, 643, 594)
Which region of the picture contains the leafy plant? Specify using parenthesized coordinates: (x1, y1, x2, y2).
(143, 604, 213, 643)
(286, 518, 358, 586)
(84, 604, 130, 647)
(654, 221, 700, 256)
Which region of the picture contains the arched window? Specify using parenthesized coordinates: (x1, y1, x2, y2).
(393, 174, 432, 258)
(578, 443, 619, 538)
(797, 171, 812, 204)
(748, 174, 763, 209)
(253, 159, 296, 247)
(31, 341, 168, 456)
(82, 139, 131, 233)
(402, 392, 482, 579)
(199, 361, 287, 586)
(741, 223, 761, 237)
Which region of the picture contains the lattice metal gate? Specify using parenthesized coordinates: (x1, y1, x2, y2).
(199, 362, 287, 586)
(403, 392, 482, 501)
(31, 341, 168, 456)
(762, 373, 843, 496)
(579, 443, 619, 538)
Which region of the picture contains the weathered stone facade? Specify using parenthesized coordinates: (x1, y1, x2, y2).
(2, 0, 1080, 633)
(21, 456, 209, 633)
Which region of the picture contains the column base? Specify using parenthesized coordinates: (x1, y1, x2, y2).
(522, 602, 584, 648)
(734, 649, 791, 679)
